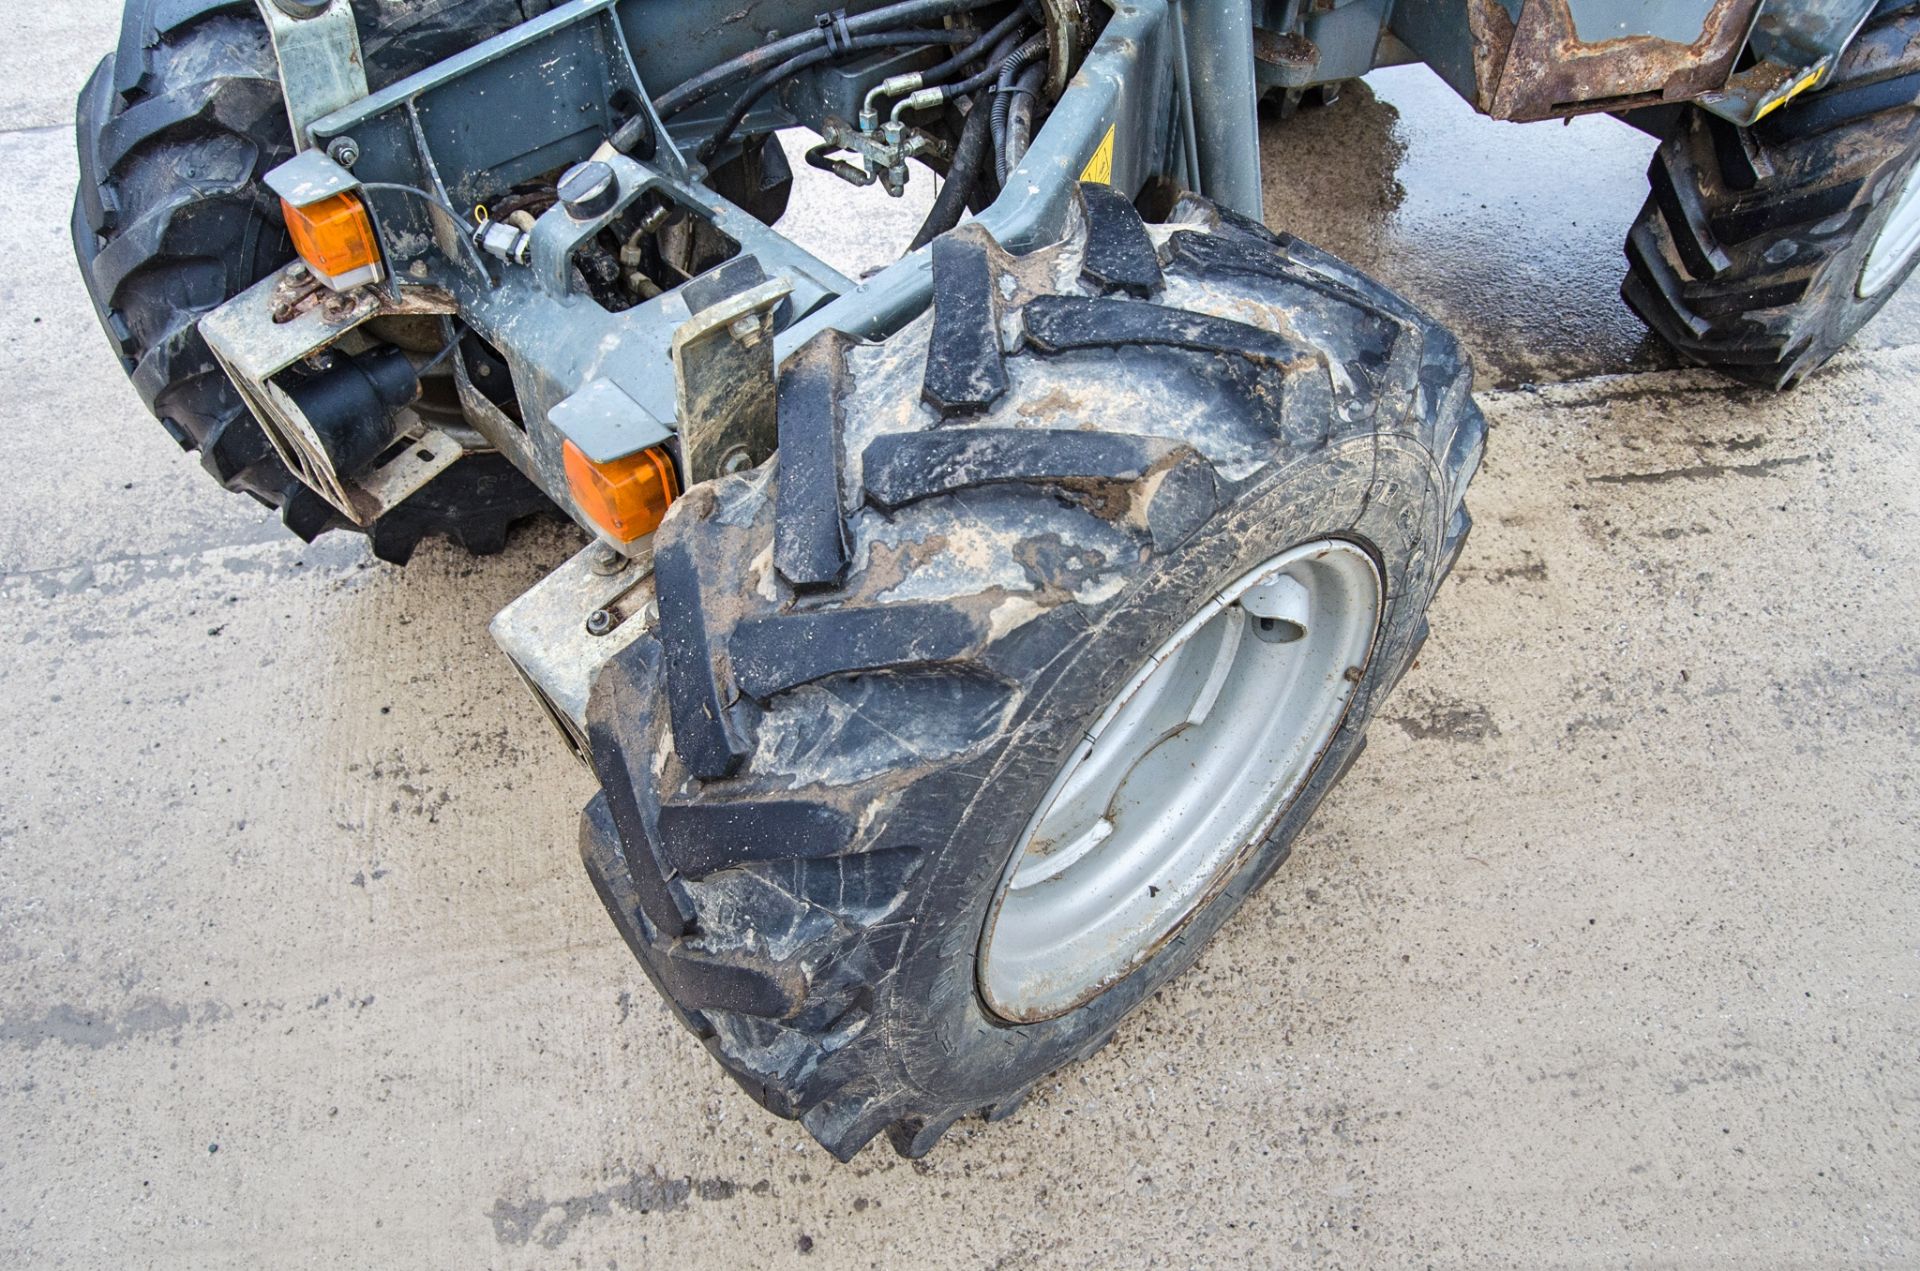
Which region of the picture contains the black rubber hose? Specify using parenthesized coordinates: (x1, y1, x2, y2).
(908, 95, 994, 250)
(696, 28, 973, 163)
(917, 6, 1030, 86)
(931, 24, 1034, 111)
(990, 35, 1047, 179)
(655, 0, 1003, 118)
(1002, 60, 1047, 176)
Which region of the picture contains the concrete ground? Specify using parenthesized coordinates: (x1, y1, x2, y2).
(4, 9, 1919, 1268)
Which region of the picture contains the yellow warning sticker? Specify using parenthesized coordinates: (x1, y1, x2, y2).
(1754, 64, 1826, 121)
(1080, 124, 1116, 185)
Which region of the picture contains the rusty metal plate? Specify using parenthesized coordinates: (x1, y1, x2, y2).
(1465, 0, 1761, 120)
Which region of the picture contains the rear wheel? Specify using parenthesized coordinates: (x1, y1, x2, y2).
(72, 0, 554, 560)
(1623, 1, 1920, 388)
(581, 187, 1484, 1158)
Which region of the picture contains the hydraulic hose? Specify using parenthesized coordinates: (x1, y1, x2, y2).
(891, 22, 1034, 128)
(655, 0, 1004, 118)
(1002, 59, 1047, 177)
(908, 93, 994, 250)
(696, 28, 973, 163)
(990, 35, 1047, 180)
(917, 5, 1030, 86)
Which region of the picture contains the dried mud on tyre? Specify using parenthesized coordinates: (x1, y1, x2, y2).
(582, 186, 1486, 1160)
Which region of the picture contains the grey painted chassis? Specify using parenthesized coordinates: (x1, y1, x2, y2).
(209, 0, 1879, 542)
(201, 0, 1880, 750)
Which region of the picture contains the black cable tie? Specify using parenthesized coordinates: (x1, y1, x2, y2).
(815, 8, 854, 55)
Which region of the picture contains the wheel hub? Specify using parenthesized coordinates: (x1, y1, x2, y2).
(1860, 160, 1920, 297)
(977, 540, 1384, 1023)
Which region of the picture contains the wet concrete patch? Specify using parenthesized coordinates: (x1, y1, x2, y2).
(1260, 67, 1920, 388)
(0, 998, 229, 1050)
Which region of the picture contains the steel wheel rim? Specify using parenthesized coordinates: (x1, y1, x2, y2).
(1860, 160, 1920, 297)
(977, 540, 1384, 1023)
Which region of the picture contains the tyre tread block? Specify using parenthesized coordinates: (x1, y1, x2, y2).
(774, 332, 853, 590)
(655, 536, 752, 779)
(802, 1092, 901, 1163)
(1022, 294, 1314, 371)
(1145, 452, 1223, 551)
(585, 640, 698, 937)
(1077, 181, 1163, 297)
(75, 60, 119, 236)
(920, 237, 1007, 416)
(1710, 177, 1863, 244)
(862, 427, 1180, 509)
(657, 941, 806, 1019)
(580, 793, 721, 1044)
(1763, 69, 1920, 140)
(1165, 228, 1397, 325)
(730, 603, 987, 701)
(1650, 150, 1731, 278)
(657, 799, 855, 879)
(97, 74, 279, 178)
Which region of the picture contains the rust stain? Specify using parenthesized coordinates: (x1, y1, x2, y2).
(1467, 0, 1760, 121)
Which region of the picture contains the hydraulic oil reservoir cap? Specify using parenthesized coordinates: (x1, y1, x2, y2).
(559, 160, 618, 220)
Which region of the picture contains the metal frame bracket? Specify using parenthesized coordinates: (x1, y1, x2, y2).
(672, 277, 793, 483)
(257, 0, 370, 148)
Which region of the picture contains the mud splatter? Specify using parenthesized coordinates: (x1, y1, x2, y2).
(1587, 455, 1811, 485)
(1391, 695, 1499, 743)
(489, 1170, 749, 1248)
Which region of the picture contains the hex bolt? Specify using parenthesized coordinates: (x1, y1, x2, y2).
(585, 608, 616, 637)
(326, 136, 361, 168)
(728, 314, 765, 347)
(719, 445, 754, 474)
(588, 544, 628, 576)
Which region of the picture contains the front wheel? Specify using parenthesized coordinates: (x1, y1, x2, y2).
(582, 187, 1484, 1158)
(1623, 1, 1920, 388)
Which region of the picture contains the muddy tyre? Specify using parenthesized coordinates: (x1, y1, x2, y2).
(1623, 1, 1920, 388)
(72, 0, 553, 561)
(582, 188, 1484, 1159)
